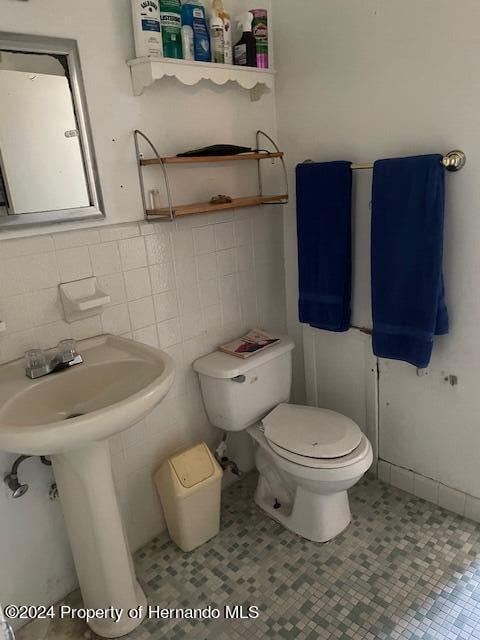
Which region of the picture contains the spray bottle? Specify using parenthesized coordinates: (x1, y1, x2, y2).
(250, 9, 268, 68)
(212, 0, 232, 65)
(233, 11, 256, 67)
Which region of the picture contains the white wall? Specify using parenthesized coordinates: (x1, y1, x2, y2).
(0, 0, 285, 617)
(303, 326, 378, 466)
(275, 1, 480, 496)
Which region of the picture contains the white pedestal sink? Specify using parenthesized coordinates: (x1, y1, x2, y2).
(0, 335, 175, 638)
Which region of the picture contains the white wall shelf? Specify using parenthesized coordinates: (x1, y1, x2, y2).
(127, 57, 275, 101)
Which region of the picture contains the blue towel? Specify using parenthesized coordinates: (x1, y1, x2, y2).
(296, 161, 352, 332)
(371, 155, 449, 368)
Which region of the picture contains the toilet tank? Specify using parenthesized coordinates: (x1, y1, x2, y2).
(193, 337, 294, 431)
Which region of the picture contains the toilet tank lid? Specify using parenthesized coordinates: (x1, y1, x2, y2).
(193, 336, 294, 379)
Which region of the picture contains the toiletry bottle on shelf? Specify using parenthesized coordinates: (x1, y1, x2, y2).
(250, 8, 268, 68)
(181, 0, 211, 62)
(234, 12, 256, 67)
(222, 11, 232, 64)
(160, 0, 183, 59)
(209, 12, 225, 63)
(212, 0, 232, 65)
(181, 24, 195, 59)
(131, 0, 163, 58)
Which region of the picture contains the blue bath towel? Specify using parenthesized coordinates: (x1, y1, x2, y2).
(296, 161, 352, 332)
(371, 155, 449, 368)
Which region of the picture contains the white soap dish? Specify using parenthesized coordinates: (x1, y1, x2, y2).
(60, 277, 111, 323)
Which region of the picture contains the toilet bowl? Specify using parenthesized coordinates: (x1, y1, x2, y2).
(248, 414, 373, 542)
(193, 336, 373, 543)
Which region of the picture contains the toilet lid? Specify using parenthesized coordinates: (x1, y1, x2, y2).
(262, 404, 363, 459)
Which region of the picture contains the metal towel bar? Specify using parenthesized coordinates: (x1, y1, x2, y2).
(302, 150, 466, 172)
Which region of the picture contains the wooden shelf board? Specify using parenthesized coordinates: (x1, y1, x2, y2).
(141, 151, 284, 166)
(146, 194, 288, 219)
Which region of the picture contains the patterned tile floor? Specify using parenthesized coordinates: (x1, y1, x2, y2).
(18, 474, 480, 640)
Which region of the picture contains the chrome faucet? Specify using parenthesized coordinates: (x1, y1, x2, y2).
(25, 339, 83, 379)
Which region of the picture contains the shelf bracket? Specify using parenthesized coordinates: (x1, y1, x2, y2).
(256, 130, 289, 205)
(134, 129, 175, 222)
(250, 86, 262, 102)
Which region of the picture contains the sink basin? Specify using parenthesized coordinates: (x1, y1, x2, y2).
(0, 334, 175, 638)
(0, 334, 175, 455)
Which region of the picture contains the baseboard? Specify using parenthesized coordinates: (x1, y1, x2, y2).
(377, 459, 480, 523)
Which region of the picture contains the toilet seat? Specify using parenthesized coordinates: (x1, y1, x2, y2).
(262, 403, 363, 462)
(266, 434, 371, 469)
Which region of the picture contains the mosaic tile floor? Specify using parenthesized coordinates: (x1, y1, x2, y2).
(18, 474, 480, 640)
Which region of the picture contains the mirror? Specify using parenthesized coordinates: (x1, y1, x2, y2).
(0, 33, 103, 229)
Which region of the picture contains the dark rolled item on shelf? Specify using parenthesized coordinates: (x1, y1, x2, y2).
(177, 144, 253, 157)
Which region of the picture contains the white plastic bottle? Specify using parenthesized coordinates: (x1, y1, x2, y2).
(222, 13, 232, 65)
(131, 0, 164, 58)
(182, 25, 195, 60)
(212, 0, 232, 65)
(210, 13, 225, 63)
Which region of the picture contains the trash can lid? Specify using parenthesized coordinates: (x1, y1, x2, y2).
(170, 442, 215, 489)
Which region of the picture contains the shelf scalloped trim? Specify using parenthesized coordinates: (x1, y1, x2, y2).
(127, 57, 275, 98)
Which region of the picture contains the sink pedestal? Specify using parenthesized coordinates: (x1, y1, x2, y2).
(0, 335, 175, 636)
(52, 441, 147, 638)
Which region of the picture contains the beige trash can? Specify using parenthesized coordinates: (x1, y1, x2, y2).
(155, 442, 223, 552)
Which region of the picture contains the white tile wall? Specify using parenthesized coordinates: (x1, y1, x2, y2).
(465, 495, 480, 522)
(377, 460, 391, 484)
(378, 459, 480, 523)
(390, 465, 414, 494)
(438, 485, 466, 516)
(0, 207, 286, 553)
(413, 474, 438, 504)
(89, 242, 122, 276)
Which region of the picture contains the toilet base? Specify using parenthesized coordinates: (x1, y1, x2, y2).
(254, 475, 351, 543)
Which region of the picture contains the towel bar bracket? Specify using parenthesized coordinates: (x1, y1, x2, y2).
(442, 150, 466, 172)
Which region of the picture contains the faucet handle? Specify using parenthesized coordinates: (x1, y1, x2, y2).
(25, 349, 47, 372)
(58, 339, 78, 363)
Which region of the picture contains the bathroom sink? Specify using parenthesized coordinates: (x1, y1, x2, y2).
(0, 334, 174, 456)
(0, 334, 175, 638)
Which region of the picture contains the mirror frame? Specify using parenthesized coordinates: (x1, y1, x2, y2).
(0, 32, 104, 229)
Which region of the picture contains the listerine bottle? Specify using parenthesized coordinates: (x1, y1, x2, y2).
(160, 0, 183, 59)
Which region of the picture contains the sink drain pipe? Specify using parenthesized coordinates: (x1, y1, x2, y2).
(4, 455, 51, 499)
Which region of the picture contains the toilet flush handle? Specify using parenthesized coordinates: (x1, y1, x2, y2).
(231, 375, 246, 383)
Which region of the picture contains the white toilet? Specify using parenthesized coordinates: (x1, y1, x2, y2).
(193, 337, 373, 543)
